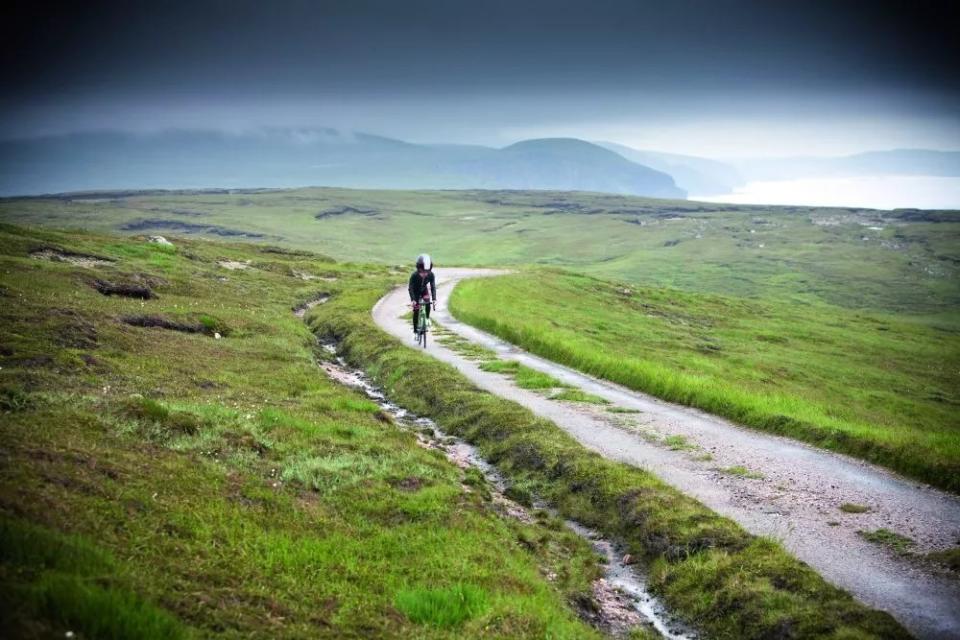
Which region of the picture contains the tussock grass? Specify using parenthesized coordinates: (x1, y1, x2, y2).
(480, 359, 521, 373)
(0, 517, 186, 639)
(479, 359, 569, 390)
(515, 366, 569, 390)
(721, 465, 764, 479)
(550, 389, 609, 404)
(451, 271, 960, 493)
(30, 573, 187, 640)
(311, 280, 910, 640)
(840, 503, 872, 514)
(664, 435, 695, 451)
(858, 529, 915, 555)
(395, 583, 489, 628)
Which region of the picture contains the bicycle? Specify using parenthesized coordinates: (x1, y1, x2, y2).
(413, 299, 434, 348)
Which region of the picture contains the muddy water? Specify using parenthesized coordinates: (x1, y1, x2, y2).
(315, 340, 696, 639)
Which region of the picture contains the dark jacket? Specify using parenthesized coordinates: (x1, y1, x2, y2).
(408, 270, 436, 301)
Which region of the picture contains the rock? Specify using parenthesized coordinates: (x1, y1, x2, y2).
(148, 235, 174, 246)
(622, 554, 636, 565)
(217, 260, 251, 270)
(214, 332, 222, 340)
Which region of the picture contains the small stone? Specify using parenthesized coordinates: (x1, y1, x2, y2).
(148, 235, 173, 246)
(622, 554, 635, 565)
(214, 332, 222, 340)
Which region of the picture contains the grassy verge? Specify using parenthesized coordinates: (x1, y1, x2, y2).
(309, 278, 910, 639)
(0, 224, 606, 638)
(450, 270, 960, 493)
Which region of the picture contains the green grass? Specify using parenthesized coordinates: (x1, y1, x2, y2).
(858, 529, 916, 555)
(2, 187, 956, 316)
(663, 435, 696, 451)
(450, 270, 960, 493)
(840, 503, 872, 514)
(515, 366, 569, 390)
(721, 465, 764, 479)
(0, 224, 604, 638)
(480, 359, 522, 373)
(394, 584, 489, 628)
(550, 389, 610, 404)
(0, 218, 917, 638)
(309, 270, 909, 639)
(478, 359, 569, 390)
(28, 573, 188, 640)
(435, 329, 497, 360)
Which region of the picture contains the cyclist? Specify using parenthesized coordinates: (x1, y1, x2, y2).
(408, 254, 436, 339)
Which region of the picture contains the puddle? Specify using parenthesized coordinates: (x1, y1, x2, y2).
(314, 339, 696, 639)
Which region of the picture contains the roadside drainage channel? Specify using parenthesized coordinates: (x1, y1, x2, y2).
(314, 338, 696, 640)
(293, 295, 330, 318)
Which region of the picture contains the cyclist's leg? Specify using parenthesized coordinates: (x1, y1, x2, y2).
(412, 304, 419, 332)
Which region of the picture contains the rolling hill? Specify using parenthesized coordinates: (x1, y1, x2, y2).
(0, 129, 685, 198)
(1, 187, 956, 316)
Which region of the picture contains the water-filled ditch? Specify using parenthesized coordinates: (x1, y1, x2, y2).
(315, 340, 697, 639)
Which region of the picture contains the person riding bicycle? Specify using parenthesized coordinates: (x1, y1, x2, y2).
(409, 254, 436, 338)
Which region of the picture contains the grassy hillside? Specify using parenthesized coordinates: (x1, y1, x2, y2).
(1, 187, 957, 316)
(0, 225, 607, 638)
(0, 224, 912, 639)
(450, 271, 960, 491)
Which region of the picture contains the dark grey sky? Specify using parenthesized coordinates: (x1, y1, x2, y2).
(3, 0, 958, 156)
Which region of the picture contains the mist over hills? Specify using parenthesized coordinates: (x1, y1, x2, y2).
(0, 129, 685, 198)
(595, 142, 746, 195)
(2, 128, 956, 200)
(596, 143, 960, 195)
(732, 149, 960, 181)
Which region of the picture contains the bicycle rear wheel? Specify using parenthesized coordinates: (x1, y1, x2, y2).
(416, 306, 428, 348)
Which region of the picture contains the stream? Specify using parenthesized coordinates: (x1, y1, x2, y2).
(315, 340, 697, 639)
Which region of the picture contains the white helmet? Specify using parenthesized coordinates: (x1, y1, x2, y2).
(416, 254, 432, 270)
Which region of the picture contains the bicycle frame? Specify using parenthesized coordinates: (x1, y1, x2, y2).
(414, 299, 433, 348)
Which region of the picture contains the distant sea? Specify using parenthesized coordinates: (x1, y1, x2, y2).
(696, 176, 960, 210)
